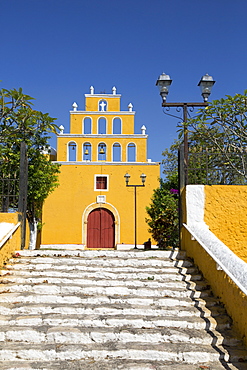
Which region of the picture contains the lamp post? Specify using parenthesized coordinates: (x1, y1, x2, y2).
(124, 173, 146, 249)
(156, 73, 215, 185)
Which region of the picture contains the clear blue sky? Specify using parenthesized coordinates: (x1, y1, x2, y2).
(2, 0, 247, 176)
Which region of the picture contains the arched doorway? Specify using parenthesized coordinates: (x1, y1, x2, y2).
(87, 208, 115, 248)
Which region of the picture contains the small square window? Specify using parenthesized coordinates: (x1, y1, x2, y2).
(95, 175, 109, 191)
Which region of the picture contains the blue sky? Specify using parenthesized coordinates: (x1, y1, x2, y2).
(2, 0, 247, 176)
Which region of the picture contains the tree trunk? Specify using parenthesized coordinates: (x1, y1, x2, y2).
(28, 218, 37, 250)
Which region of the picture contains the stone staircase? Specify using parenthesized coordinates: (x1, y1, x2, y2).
(0, 248, 247, 369)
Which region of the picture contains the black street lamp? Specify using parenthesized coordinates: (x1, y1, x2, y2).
(124, 173, 146, 249)
(156, 73, 215, 184)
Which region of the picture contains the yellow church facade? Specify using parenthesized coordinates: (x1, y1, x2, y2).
(41, 86, 160, 249)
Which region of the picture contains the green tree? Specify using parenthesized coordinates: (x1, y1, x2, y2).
(0, 87, 60, 249)
(146, 179, 179, 249)
(184, 91, 247, 180)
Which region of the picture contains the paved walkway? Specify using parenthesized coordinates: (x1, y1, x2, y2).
(0, 248, 247, 369)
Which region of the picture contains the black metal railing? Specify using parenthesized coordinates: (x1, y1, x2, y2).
(0, 174, 19, 212)
(188, 147, 247, 185)
(179, 145, 247, 186)
(0, 142, 28, 248)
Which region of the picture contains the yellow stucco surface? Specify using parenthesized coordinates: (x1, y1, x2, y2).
(70, 113, 135, 135)
(85, 95, 120, 112)
(57, 136, 147, 162)
(182, 226, 247, 347)
(182, 186, 247, 346)
(42, 87, 160, 247)
(0, 213, 30, 268)
(204, 185, 247, 262)
(42, 163, 159, 246)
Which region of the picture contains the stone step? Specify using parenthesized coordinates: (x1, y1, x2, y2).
(0, 285, 211, 299)
(0, 310, 231, 330)
(0, 303, 226, 320)
(4, 258, 194, 270)
(15, 249, 187, 259)
(0, 268, 203, 282)
(0, 279, 210, 293)
(0, 270, 203, 284)
(1, 360, 246, 370)
(0, 342, 247, 363)
(0, 295, 221, 314)
(0, 325, 241, 347)
(1, 249, 246, 368)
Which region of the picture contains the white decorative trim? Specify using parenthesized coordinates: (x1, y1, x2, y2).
(82, 117, 92, 134)
(141, 125, 147, 135)
(58, 134, 147, 139)
(97, 117, 107, 135)
(0, 223, 20, 250)
(94, 174, 109, 191)
(186, 185, 205, 226)
(67, 141, 77, 162)
(112, 116, 122, 134)
(70, 111, 135, 115)
(97, 195, 106, 203)
(111, 142, 122, 162)
(54, 161, 159, 166)
(85, 94, 121, 98)
(82, 202, 120, 246)
(59, 125, 64, 134)
(126, 142, 137, 162)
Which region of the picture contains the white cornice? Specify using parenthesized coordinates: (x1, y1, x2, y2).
(70, 111, 135, 115)
(54, 161, 159, 165)
(85, 94, 121, 98)
(58, 134, 148, 138)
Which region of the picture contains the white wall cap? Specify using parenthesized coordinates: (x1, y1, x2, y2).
(186, 185, 205, 226)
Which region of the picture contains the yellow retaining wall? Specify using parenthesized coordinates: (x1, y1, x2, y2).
(182, 186, 247, 346)
(0, 213, 29, 268)
(204, 185, 247, 262)
(182, 227, 247, 346)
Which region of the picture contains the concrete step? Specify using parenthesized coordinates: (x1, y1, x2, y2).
(0, 279, 211, 294)
(0, 285, 212, 300)
(0, 310, 231, 330)
(1, 360, 246, 370)
(0, 267, 203, 283)
(4, 258, 194, 270)
(14, 249, 187, 259)
(0, 248, 246, 368)
(0, 342, 247, 363)
(0, 325, 241, 347)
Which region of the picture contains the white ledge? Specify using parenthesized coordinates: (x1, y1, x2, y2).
(184, 222, 247, 296)
(69, 111, 135, 115)
(0, 222, 21, 250)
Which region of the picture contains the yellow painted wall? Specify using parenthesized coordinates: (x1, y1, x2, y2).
(181, 186, 247, 346)
(42, 163, 160, 246)
(70, 113, 135, 135)
(204, 185, 247, 262)
(85, 95, 120, 112)
(42, 87, 160, 247)
(0, 213, 29, 267)
(182, 226, 247, 347)
(57, 136, 147, 162)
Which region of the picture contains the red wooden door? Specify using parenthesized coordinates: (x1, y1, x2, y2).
(87, 208, 115, 248)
